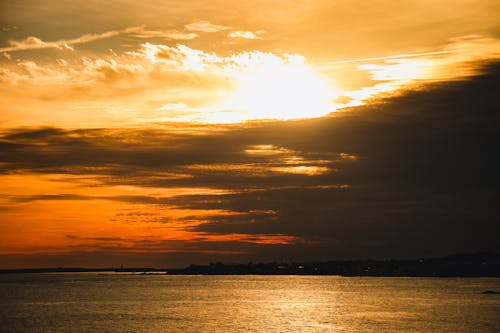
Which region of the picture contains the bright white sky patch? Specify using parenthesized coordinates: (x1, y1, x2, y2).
(211, 53, 336, 122)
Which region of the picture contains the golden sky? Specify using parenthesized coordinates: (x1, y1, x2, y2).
(0, 0, 499, 268)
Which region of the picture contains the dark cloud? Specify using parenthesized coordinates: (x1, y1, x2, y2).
(11, 194, 91, 202)
(1, 61, 499, 264)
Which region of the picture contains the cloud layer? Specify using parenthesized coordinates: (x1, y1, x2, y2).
(1, 62, 499, 266)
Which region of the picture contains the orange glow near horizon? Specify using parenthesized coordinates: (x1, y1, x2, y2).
(0, 173, 296, 255)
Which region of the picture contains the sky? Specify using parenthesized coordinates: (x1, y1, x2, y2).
(0, 0, 499, 268)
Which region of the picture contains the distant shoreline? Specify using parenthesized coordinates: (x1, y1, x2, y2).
(1, 253, 498, 277)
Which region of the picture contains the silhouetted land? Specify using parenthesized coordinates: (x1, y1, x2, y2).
(0, 267, 164, 274)
(167, 253, 500, 277)
(1, 253, 499, 277)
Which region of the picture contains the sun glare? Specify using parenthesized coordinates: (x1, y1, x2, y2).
(207, 56, 336, 123)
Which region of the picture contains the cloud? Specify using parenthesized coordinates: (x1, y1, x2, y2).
(0, 123, 340, 184)
(0, 26, 142, 53)
(329, 51, 453, 65)
(3, 62, 499, 261)
(131, 28, 198, 40)
(0, 42, 305, 86)
(0, 42, 317, 127)
(228, 30, 266, 40)
(138, 42, 305, 73)
(0, 56, 145, 92)
(356, 35, 500, 83)
(323, 35, 500, 108)
(140, 43, 195, 66)
(4, 36, 74, 52)
(185, 20, 230, 32)
(2, 26, 18, 32)
(79, 57, 144, 81)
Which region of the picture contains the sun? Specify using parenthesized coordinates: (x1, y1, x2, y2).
(206, 54, 336, 123)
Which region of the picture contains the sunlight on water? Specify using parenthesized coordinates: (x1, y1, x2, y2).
(0, 274, 499, 332)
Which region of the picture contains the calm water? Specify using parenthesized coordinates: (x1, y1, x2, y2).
(0, 274, 499, 332)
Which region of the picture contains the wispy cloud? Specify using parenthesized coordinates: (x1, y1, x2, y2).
(185, 20, 229, 33)
(1, 26, 18, 32)
(326, 35, 500, 108)
(0, 26, 142, 53)
(131, 28, 198, 40)
(228, 30, 266, 40)
(358, 36, 500, 83)
(328, 51, 453, 65)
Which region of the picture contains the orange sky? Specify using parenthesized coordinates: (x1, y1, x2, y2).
(1, 0, 499, 268)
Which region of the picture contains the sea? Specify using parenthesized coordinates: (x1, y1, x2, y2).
(0, 273, 499, 332)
